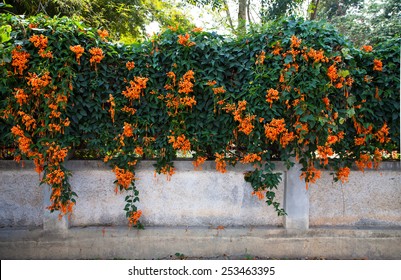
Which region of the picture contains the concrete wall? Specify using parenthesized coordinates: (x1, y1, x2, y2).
(69, 161, 285, 227)
(310, 166, 401, 227)
(0, 160, 400, 259)
(0, 162, 43, 228)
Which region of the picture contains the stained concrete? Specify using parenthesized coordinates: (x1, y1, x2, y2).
(1, 226, 401, 259)
(309, 167, 401, 227)
(0, 160, 400, 259)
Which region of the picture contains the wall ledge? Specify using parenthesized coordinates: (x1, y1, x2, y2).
(1, 226, 401, 259)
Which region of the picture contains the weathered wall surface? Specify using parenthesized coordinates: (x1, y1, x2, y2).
(0, 162, 43, 228)
(309, 163, 401, 227)
(68, 161, 285, 227)
(1, 160, 400, 259)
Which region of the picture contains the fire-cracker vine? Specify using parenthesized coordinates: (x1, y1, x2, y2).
(0, 14, 399, 228)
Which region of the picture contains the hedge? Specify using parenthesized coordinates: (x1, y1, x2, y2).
(0, 14, 399, 227)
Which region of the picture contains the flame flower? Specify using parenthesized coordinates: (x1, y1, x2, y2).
(193, 156, 207, 170)
(126, 61, 135, 70)
(266, 88, 279, 106)
(373, 59, 383, 71)
(215, 153, 227, 173)
(362, 45, 373, 52)
(337, 167, 350, 183)
(128, 210, 142, 227)
(70, 45, 84, 64)
(11, 46, 30, 75)
(89, 47, 104, 68)
(178, 33, 196, 47)
(255, 50, 266, 65)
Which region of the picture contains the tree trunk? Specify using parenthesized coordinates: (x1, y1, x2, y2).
(223, 0, 235, 33)
(238, 0, 247, 33)
(309, 0, 320, 20)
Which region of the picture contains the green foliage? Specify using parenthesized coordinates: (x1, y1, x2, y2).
(0, 14, 399, 227)
(323, 0, 401, 46)
(3, 0, 194, 42)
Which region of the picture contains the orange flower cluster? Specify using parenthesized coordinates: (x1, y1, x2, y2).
(122, 122, 134, 137)
(18, 111, 36, 131)
(164, 71, 197, 115)
(29, 34, 48, 49)
(29, 34, 53, 58)
(33, 153, 45, 174)
(46, 168, 65, 185)
(97, 29, 109, 40)
(113, 166, 136, 191)
(373, 148, 382, 169)
(126, 61, 135, 70)
(193, 156, 207, 170)
(255, 50, 266, 65)
(135, 146, 144, 156)
(159, 164, 176, 181)
(11, 125, 32, 154)
(354, 137, 366, 146)
(192, 27, 203, 32)
(300, 163, 321, 190)
(374, 123, 389, 144)
(225, 100, 255, 135)
(337, 167, 350, 183)
(326, 133, 341, 146)
(180, 96, 197, 108)
(317, 145, 334, 166)
(128, 210, 142, 227)
(48, 123, 62, 133)
(122, 76, 149, 100)
(70, 45, 84, 64)
(178, 33, 196, 47)
(11, 46, 30, 75)
(168, 24, 179, 32)
(26, 72, 52, 94)
(89, 47, 104, 67)
(121, 105, 136, 115)
(364, 75, 373, 83)
(107, 94, 115, 123)
(212, 86, 226, 95)
(13, 88, 28, 106)
(251, 189, 265, 200)
(373, 59, 382, 71)
(168, 134, 191, 153)
(290, 35, 302, 48)
(293, 120, 309, 142)
(215, 153, 227, 173)
(167, 71, 177, 86)
(264, 118, 286, 142)
(271, 42, 282, 55)
(47, 199, 75, 220)
(355, 153, 372, 172)
(178, 70, 195, 94)
(280, 131, 295, 148)
(266, 88, 279, 106)
(47, 145, 68, 166)
(327, 64, 338, 82)
(206, 80, 217, 86)
(322, 97, 330, 110)
(238, 114, 256, 135)
(353, 119, 372, 135)
(306, 48, 328, 64)
(362, 45, 373, 52)
(241, 153, 261, 164)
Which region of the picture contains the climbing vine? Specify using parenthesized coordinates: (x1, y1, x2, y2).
(0, 14, 399, 227)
